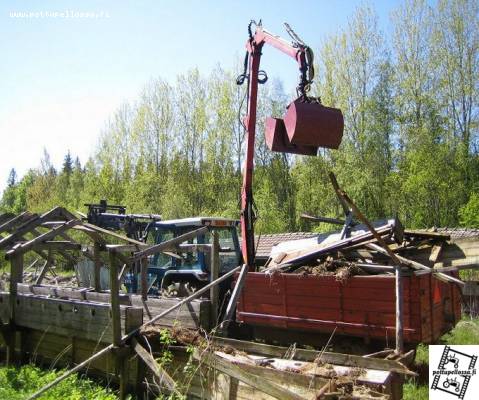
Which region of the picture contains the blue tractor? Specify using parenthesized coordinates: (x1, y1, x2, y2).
(85, 201, 242, 296)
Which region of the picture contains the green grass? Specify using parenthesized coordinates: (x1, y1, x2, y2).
(403, 381, 429, 400)
(403, 317, 479, 400)
(441, 318, 479, 344)
(0, 364, 117, 400)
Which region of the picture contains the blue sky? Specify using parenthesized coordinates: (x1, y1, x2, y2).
(0, 0, 401, 192)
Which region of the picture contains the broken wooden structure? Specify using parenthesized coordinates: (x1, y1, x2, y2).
(238, 176, 473, 355)
(0, 207, 418, 399)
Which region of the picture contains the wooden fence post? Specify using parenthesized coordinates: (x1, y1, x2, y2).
(395, 266, 404, 354)
(35, 248, 52, 285)
(210, 231, 220, 326)
(7, 252, 24, 365)
(93, 242, 102, 292)
(140, 258, 148, 301)
(109, 250, 127, 399)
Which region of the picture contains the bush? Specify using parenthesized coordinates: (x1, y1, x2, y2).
(458, 192, 479, 228)
(0, 365, 117, 400)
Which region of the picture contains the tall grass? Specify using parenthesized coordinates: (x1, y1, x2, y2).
(0, 364, 117, 400)
(403, 317, 479, 400)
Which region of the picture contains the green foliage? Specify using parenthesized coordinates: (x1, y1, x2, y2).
(0, 364, 116, 400)
(403, 381, 429, 400)
(458, 192, 479, 228)
(1, 0, 478, 233)
(441, 318, 479, 344)
(156, 328, 174, 366)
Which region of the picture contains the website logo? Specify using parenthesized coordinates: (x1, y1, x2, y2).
(430, 345, 478, 399)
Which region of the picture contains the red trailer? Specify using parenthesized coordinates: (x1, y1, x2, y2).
(237, 272, 461, 345)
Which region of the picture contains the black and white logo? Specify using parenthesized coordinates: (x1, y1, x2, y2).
(429, 345, 478, 399)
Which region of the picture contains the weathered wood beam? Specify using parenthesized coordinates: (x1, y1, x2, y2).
(140, 258, 148, 301)
(82, 222, 146, 246)
(210, 337, 416, 375)
(107, 249, 134, 400)
(132, 338, 179, 394)
(131, 226, 208, 261)
(25, 258, 40, 271)
(0, 212, 16, 226)
(177, 243, 212, 253)
(404, 229, 450, 240)
(0, 212, 35, 234)
(29, 228, 78, 264)
(109, 251, 122, 346)
(0, 207, 66, 249)
(6, 219, 79, 256)
(93, 242, 102, 292)
(193, 349, 304, 400)
(7, 252, 24, 364)
(368, 243, 465, 288)
(35, 249, 52, 285)
(106, 244, 147, 253)
(58, 231, 95, 261)
(33, 241, 82, 251)
(429, 243, 444, 263)
(16, 283, 131, 304)
(210, 232, 220, 326)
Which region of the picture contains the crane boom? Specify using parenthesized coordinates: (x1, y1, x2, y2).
(240, 23, 316, 269)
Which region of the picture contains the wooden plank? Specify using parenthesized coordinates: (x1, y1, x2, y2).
(81, 222, 147, 246)
(210, 337, 416, 375)
(395, 265, 404, 354)
(29, 227, 77, 264)
(0, 292, 140, 343)
(16, 283, 129, 304)
(368, 243, 465, 288)
(210, 232, 220, 326)
(275, 225, 394, 268)
(35, 249, 52, 285)
(6, 219, 79, 256)
(129, 295, 208, 329)
(132, 338, 178, 393)
(0, 212, 16, 227)
(125, 307, 143, 333)
(33, 241, 82, 251)
(109, 251, 121, 346)
(131, 226, 209, 261)
(93, 242, 102, 292)
(429, 243, 443, 263)
(140, 258, 148, 301)
(193, 349, 305, 400)
(0, 212, 36, 234)
(106, 244, 147, 253)
(217, 351, 328, 391)
(7, 252, 23, 365)
(404, 230, 450, 240)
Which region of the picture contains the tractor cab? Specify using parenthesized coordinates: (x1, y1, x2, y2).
(127, 217, 241, 296)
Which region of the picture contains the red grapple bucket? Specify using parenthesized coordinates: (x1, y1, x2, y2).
(283, 99, 344, 149)
(265, 117, 318, 156)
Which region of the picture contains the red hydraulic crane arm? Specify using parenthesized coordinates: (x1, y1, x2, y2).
(240, 23, 314, 269)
